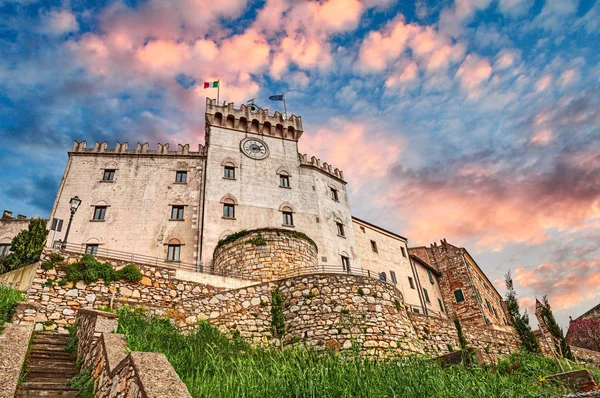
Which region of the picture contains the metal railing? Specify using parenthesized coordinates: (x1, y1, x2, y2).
(54, 242, 402, 290)
(56, 242, 199, 272)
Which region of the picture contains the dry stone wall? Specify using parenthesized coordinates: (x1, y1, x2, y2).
(26, 248, 525, 361)
(76, 308, 191, 398)
(213, 229, 318, 282)
(409, 313, 520, 362)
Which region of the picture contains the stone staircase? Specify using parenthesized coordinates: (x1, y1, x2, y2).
(16, 332, 80, 397)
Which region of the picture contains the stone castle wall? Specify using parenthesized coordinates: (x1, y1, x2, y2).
(409, 313, 520, 362)
(212, 229, 318, 281)
(24, 248, 528, 361)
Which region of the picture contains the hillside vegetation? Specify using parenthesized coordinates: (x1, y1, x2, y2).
(0, 284, 24, 332)
(116, 308, 595, 398)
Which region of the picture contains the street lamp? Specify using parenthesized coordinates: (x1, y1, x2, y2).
(61, 196, 81, 249)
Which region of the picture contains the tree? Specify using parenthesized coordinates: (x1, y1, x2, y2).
(0, 218, 48, 273)
(539, 296, 574, 360)
(505, 271, 540, 353)
(568, 317, 600, 352)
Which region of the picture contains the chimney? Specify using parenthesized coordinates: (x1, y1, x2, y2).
(17, 214, 27, 220)
(2, 210, 12, 219)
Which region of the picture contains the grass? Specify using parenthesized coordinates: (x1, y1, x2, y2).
(0, 284, 25, 332)
(115, 308, 595, 398)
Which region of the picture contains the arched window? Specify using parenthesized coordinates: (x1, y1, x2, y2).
(340, 252, 350, 272)
(250, 119, 259, 133)
(281, 206, 293, 226)
(239, 117, 248, 131)
(221, 195, 237, 219)
(287, 126, 295, 139)
(263, 121, 272, 135)
(214, 112, 223, 126)
(380, 272, 387, 282)
(226, 114, 235, 128)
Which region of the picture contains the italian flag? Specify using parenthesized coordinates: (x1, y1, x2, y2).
(204, 81, 219, 88)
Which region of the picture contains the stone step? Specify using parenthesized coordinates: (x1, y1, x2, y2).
(30, 348, 73, 359)
(32, 337, 69, 344)
(27, 365, 79, 379)
(20, 381, 75, 390)
(16, 389, 79, 398)
(31, 343, 69, 351)
(28, 358, 77, 367)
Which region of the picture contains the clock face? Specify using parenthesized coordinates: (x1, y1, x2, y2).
(241, 138, 269, 159)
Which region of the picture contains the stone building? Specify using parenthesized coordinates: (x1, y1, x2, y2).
(45, 99, 507, 330)
(0, 210, 32, 256)
(409, 240, 510, 329)
(352, 217, 446, 318)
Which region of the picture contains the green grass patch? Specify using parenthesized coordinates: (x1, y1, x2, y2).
(0, 284, 25, 332)
(114, 308, 592, 398)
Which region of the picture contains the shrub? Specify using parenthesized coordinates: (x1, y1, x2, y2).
(49, 252, 64, 263)
(117, 264, 143, 282)
(0, 218, 48, 273)
(248, 235, 267, 246)
(271, 287, 286, 338)
(41, 261, 55, 271)
(394, 299, 402, 312)
(60, 255, 142, 285)
(216, 230, 249, 248)
(358, 288, 365, 296)
(0, 284, 24, 331)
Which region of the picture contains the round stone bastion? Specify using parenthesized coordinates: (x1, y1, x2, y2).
(213, 228, 318, 282)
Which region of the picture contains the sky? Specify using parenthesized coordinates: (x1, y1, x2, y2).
(1, 0, 599, 330)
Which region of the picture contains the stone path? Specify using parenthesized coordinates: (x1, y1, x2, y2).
(16, 332, 79, 397)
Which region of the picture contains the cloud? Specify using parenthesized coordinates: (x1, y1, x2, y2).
(40, 10, 79, 35)
(299, 118, 402, 188)
(455, 54, 492, 95)
(497, 0, 533, 18)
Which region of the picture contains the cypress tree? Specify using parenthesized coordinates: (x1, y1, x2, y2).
(505, 272, 540, 353)
(540, 296, 574, 360)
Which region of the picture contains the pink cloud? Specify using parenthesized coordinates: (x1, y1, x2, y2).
(455, 54, 492, 94)
(41, 10, 79, 35)
(299, 119, 402, 188)
(530, 129, 553, 145)
(357, 15, 413, 72)
(536, 74, 553, 91)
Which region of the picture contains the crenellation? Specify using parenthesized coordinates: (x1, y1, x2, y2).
(70, 140, 205, 156)
(299, 153, 345, 181)
(205, 98, 303, 140)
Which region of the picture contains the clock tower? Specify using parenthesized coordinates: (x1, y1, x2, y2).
(200, 98, 358, 272)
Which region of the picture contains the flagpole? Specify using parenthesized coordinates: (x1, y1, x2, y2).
(217, 80, 220, 105)
(282, 93, 287, 120)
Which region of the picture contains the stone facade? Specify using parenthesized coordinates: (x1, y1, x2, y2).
(212, 228, 318, 281)
(76, 308, 191, 397)
(409, 312, 520, 362)
(0, 210, 33, 257)
(410, 240, 510, 329)
(352, 217, 446, 317)
(202, 98, 357, 272)
(47, 141, 205, 266)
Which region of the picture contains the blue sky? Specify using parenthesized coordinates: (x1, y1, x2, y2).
(1, 0, 599, 328)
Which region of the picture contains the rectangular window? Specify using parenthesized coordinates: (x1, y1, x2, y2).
(330, 187, 339, 201)
(282, 211, 294, 226)
(454, 289, 465, 303)
(401, 247, 406, 257)
(423, 288, 430, 303)
(390, 270, 397, 285)
(167, 245, 180, 261)
(413, 308, 420, 314)
(427, 269, 435, 284)
(102, 169, 115, 181)
(370, 240, 378, 253)
(0, 244, 11, 256)
(336, 222, 345, 237)
(475, 288, 482, 302)
(280, 175, 290, 188)
(408, 277, 415, 289)
(485, 299, 492, 312)
(93, 206, 107, 221)
(171, 205, 184, 220)
(484, 316, 489, 324)
(85, 244, 99, 255)
(224, 166, 235, 179)
(360, 226, 365, 233)
(492, 306, 498, 318)
(341, 255, 350, 272)
(438, 298, 445, 313)
(223, 204, 235, 218)
(175, 171, 187, 183)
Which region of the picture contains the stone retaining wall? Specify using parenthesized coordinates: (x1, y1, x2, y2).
(409, 312, 520, 362)
(0, 303, 37, 398)
(76, 308, 191, 397)
(571, 346, 600, 365)
(213, 229, 318, 281)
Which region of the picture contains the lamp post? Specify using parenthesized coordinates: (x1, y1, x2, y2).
(61, 196, 81, 250)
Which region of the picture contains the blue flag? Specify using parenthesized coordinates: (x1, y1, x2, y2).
(269, 94, 284, 101)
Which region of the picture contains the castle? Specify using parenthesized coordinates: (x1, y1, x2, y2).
(37, 98, 509, 331)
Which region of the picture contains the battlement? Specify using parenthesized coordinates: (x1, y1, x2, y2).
(205, 98, 303, 140)
(70, 141, 206, 156)
(299, 153, 345, 182)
